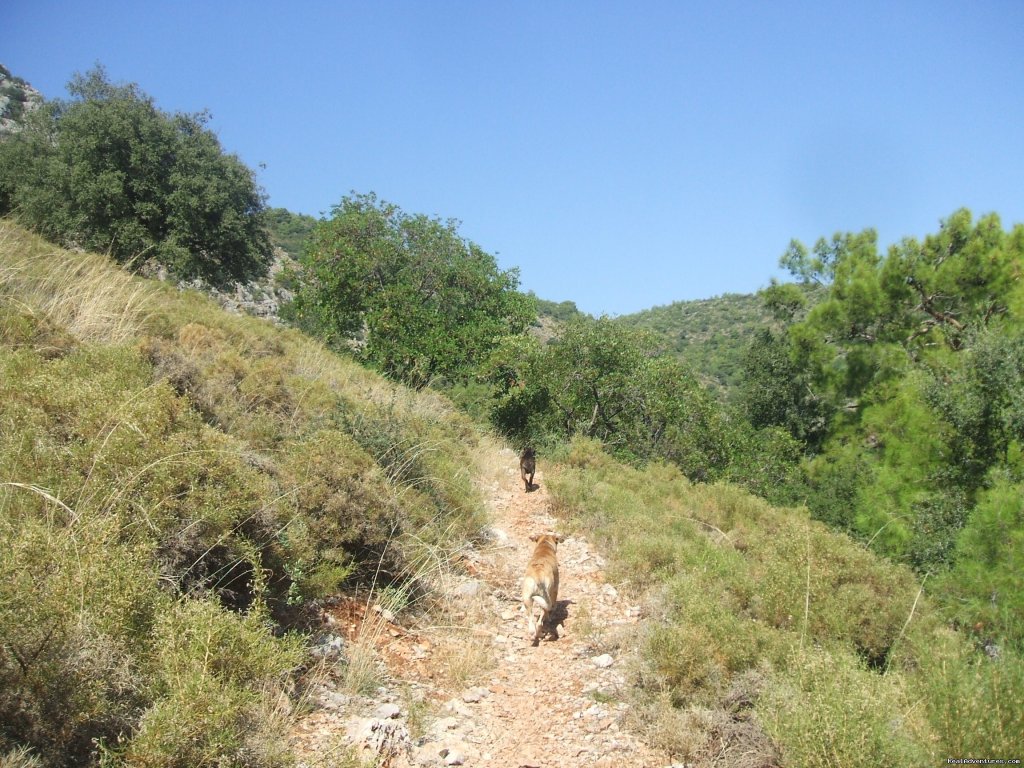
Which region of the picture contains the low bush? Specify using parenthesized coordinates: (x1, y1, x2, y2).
(109, 600, 303, 768)
(0, 507, 158, 765)
(914, 631, 1024, 758)
(546, 436, 1024, 763)
(758, 648, 928, 767)
(1, 222, 494, 765)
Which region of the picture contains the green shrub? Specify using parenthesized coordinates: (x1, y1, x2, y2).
(0, 496, 161, 765)
(277, 429, 398, 594)
(758, 648, 929, 767)
(107, 674, 296, 768)
(114, 602, 303, 768)
(108, 600, 303, 768)
(916, 645, 1024, 757)
(643, 624, 721, 704)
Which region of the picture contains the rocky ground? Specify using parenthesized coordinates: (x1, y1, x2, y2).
(289, 448, 682, 767)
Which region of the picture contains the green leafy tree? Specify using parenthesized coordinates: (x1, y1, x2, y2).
(739, 327, 829, 450)
(283, 193, 534, 389)
(774, 211, 1024, 569)
(0, 65, 271, 285)
(488, 317, 738, 479)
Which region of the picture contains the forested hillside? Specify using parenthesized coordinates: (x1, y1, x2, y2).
(618, 292, 783, 395)
(616, 287, 824, 396)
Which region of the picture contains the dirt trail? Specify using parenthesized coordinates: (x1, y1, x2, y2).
(292, 448, 674, 768)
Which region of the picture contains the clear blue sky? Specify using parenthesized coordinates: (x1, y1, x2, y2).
(6, 1, 1023, 316)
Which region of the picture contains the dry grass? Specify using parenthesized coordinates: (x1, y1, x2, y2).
(342, 636, 386, 696)
(0, 221, 154, 344)
(1, 221, 502, 765)
(0, 746, 43, 768)
(433, 631, 495, 690)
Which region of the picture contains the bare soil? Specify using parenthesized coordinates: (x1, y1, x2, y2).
(291, 447, 674, 768)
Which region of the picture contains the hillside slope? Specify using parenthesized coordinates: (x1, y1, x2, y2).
(616, 293, 776, 395)
(2, 220, 1019, 767)
(615, 288, 825, 396)
(0, 220, 502, 765)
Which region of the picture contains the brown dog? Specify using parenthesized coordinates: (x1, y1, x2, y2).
(522, 533, 563, 641)
(519, 447, 536, 492)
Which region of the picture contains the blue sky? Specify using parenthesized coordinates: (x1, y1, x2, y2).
(6, 1, 1023, 316)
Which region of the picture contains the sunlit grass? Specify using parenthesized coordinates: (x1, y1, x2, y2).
(546, 436, 1023, 765)
(0, 220, 154, 344)
(0, 221, 501, 766)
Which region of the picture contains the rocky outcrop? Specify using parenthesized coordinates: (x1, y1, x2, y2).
(0, 64, 44, 134)
(164, 247, 297, 325)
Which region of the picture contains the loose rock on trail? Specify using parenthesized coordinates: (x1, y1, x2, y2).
(291, 447, 676, 767)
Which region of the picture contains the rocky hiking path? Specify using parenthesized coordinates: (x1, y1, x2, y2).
(292, 447, 675, 767)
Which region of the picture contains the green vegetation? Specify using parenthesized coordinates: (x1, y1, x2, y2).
(547, 438, 1023, 765)
(264, 207, 317, 259)
(0, 66, 272, 286)
(0, 221, 491, 766)
(485, 316, 802, 503)
(282, 192, 535, 389)
(617, 288, 822, 395)
(489, 318, 726, 464)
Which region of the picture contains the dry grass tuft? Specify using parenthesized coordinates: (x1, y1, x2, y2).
(0, 221, 154, 344)
(630, 677, 780, 767)
(433, 631, 495, 690)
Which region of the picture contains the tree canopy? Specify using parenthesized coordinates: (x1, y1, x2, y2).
(742, 209, 1024, 647)
(0, 65, 271, 285)
(485, 316, 802, 497)
(283, 193, 535, 389)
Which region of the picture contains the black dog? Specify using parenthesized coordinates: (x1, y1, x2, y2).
(519, 447, 536, 492)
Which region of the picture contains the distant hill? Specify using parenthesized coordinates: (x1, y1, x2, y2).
(264, 207, 317, 259)
(528, 294, 589, 343)
(617, 292, 779, 396)
(614, 285, 826, 397)
(531, 290, 787, 397)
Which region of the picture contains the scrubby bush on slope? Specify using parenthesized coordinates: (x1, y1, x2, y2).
(547, 438, 1023, 766)
(0, 221, 489, 766)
